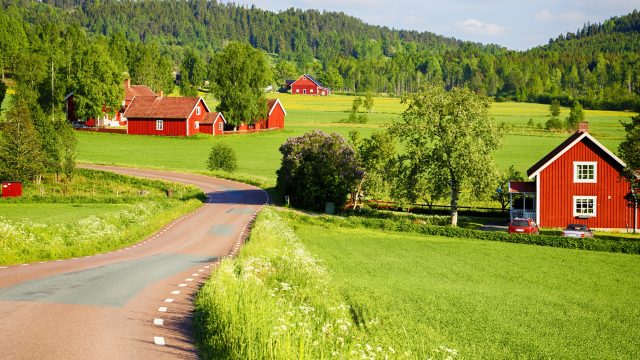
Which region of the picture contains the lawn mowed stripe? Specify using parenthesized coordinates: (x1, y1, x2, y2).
(294, 223, 640, 359)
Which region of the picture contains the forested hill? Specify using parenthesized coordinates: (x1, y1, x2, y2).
(1, 0, 639, 111)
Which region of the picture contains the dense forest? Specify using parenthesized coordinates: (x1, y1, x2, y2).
(1, 0, 639, 113)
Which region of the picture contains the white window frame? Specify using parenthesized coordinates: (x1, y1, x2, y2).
(194, 121, 199, 129)
(573, 161, 597, 183)
(573, 196, 597, 217)
(196, 107, 201, 116)
(218, 122, 223, 131)
(296, 89, 300, 93)
(156, 120, 163, 131)
(303, 89, 307, 94)
(310, 88, 314, 93)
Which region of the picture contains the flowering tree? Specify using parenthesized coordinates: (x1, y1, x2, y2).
(276, 130, 363, 211)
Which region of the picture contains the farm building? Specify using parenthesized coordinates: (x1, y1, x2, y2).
(124, 95, 211, 136)
(65, 79, 157, 127)
(199, 112, 226, 136)
(236, 98, 287, 131)
(509, 122, 636, 231)
(288, 74, 330, 96)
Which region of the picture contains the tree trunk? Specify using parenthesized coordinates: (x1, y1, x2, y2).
(450, 187, 459, 226)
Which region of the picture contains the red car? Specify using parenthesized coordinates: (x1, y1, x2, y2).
(508, 218, 540, 234)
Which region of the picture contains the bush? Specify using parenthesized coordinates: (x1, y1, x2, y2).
(207, 142, 237, 172)
(545, 117, 564, 131)
(276, 130, 363, 211)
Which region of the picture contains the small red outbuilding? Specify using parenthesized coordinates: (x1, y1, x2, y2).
(289, 74, 330, 96)
(2, 182, 22, 198)
(199, 112, 226, 136)
(236, 98, 287, 131)
(124, 96, 211, 136)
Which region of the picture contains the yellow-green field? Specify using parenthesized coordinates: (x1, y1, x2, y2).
(77, 93, 636, 189)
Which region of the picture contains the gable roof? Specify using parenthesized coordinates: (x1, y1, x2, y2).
(267, 98, 287, 116)
(201, 112, 226, 124)
(293, 74, 328, 89)
(123, 96, 210, 119)
(527, 130, 627, 179)
(124, 85, 156, 101)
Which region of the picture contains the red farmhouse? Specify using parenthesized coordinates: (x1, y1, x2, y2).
(289, 74, 330, 96)
(65, 79, 156, 127)
(509, 123, 636, 231)
(124, 95, 211, 136)
(199, 112, 226, 136)
(237, 98, 287, 131)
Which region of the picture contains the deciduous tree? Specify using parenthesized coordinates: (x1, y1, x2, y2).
(210, 42, 272, 129)
(492, 165, 525, 212)
(391, 85, 503, 226)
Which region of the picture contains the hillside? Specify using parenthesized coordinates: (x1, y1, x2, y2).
(0, 0, 638, 110)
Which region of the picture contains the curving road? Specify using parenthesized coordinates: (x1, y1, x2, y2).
(0, 165, 268, 359)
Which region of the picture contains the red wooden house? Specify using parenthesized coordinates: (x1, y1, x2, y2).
(236, 98, 286, 131)
(199, 112, 226, 136)
(289, 74, 330, 96)
(65, 79, 156, 127)
(124, 95, 211, 136)
(509, 123, 636, 231)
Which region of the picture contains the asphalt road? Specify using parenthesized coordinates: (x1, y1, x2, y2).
(0, 165, 268, 359)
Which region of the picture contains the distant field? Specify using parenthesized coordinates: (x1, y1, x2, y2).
(77, 94, 636, 187)
(293, 218, 640, 359)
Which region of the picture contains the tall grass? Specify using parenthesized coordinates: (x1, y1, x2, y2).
(194, 208, 447, 359)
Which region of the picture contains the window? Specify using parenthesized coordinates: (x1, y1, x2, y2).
(574, 161, 597, 183)
(218, 122, 223, 131)
(195, 121, 199, 129)
(303, 89, 307, 94)
(310, 88, 314, 93)
(196, 107, 201, 116)
(573, 196, 596, 217)
(156, 120, 163, 131)
(296, 89, 300, 93)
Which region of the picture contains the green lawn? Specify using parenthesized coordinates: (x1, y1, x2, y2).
(293, 220, 640, 359)
(0, 203, 130, 225)
(77, 95, 636, 187)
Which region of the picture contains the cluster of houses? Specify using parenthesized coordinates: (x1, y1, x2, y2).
(65, 79, 287, 137)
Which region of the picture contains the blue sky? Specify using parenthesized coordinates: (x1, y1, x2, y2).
(230, 0, 638, 50)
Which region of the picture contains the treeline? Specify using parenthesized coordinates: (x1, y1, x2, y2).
(1, 0, 639, 110)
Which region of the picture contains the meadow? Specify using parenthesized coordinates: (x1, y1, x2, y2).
(77, 93, 636, 189)
(0, 169, 203, 265)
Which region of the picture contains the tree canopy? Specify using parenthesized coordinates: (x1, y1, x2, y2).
(391, 85, 503, 225)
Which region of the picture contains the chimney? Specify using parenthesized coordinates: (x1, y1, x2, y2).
(578, 122, 589, 132)
(159, 91, 164, 98)
(125, 78, 131, 89)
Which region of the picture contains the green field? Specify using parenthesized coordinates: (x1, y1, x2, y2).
(0, 203, 129, 225)
(77, 94, 636, 188)
(291, 216, 640, 359)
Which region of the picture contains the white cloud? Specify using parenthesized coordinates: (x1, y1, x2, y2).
(534, 9, 589, 24)
(456, 18, 507, 36)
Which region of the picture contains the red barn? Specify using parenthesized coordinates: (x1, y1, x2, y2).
(124, 95, 211, 136)
(119, 79, 157, 125)
(509, 123, 636, 231)
(200, 112, 226, 136)
(236, 98, 287, 131)
(289, 74, 330, 96)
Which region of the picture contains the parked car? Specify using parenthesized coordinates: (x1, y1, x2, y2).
(562, 224, 594, 238)
(508, 218, 539, 234)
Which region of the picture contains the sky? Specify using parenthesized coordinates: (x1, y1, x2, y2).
(229, 0, 638, 50)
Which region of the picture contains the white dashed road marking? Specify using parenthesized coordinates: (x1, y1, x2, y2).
(164, 298, 174, 303)
(153, 318, 164, 326)
(171, 290, 180, 295)
(153, 337, 166, 346)
(158, 307, 167, 312)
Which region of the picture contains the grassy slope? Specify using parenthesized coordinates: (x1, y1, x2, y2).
(77, 94, 636, 188)
(292, 220, 640, 359)
(0, 203, 129, 225)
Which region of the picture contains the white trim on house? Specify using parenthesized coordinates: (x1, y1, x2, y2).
(268, 99, 287, 116)
(195, 120, 199, 129)
(528, 132, 627, 179)
(573, 161, 597, 183)
(196, 106, 201, 116)
(573, 196, 597, 217)
(535, 175, 541, 225)
(156, 119, 163, 131)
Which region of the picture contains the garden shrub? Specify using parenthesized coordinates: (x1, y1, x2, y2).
(207, 142, 238, 172)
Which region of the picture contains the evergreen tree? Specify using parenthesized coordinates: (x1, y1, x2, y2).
(0, 99, 45, 182)
(566, 101, 585, 130)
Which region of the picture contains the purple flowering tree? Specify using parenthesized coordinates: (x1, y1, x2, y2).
(276, 130, 363, 211)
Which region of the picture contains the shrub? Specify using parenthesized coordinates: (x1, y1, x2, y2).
(207, 142, 237, 172)
(545, 117, 564, 131)
(276, 130, 363, 211)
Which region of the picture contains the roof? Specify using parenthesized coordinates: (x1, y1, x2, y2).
(124, 85, 156, 101)
(123, 96, 210, 119)
(268, 98, 287, 116)
(508, 181, 536, 193)
(527, 130, 627, 179)
(201, 112, 226, 124)
(293, 74, 329, 89)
